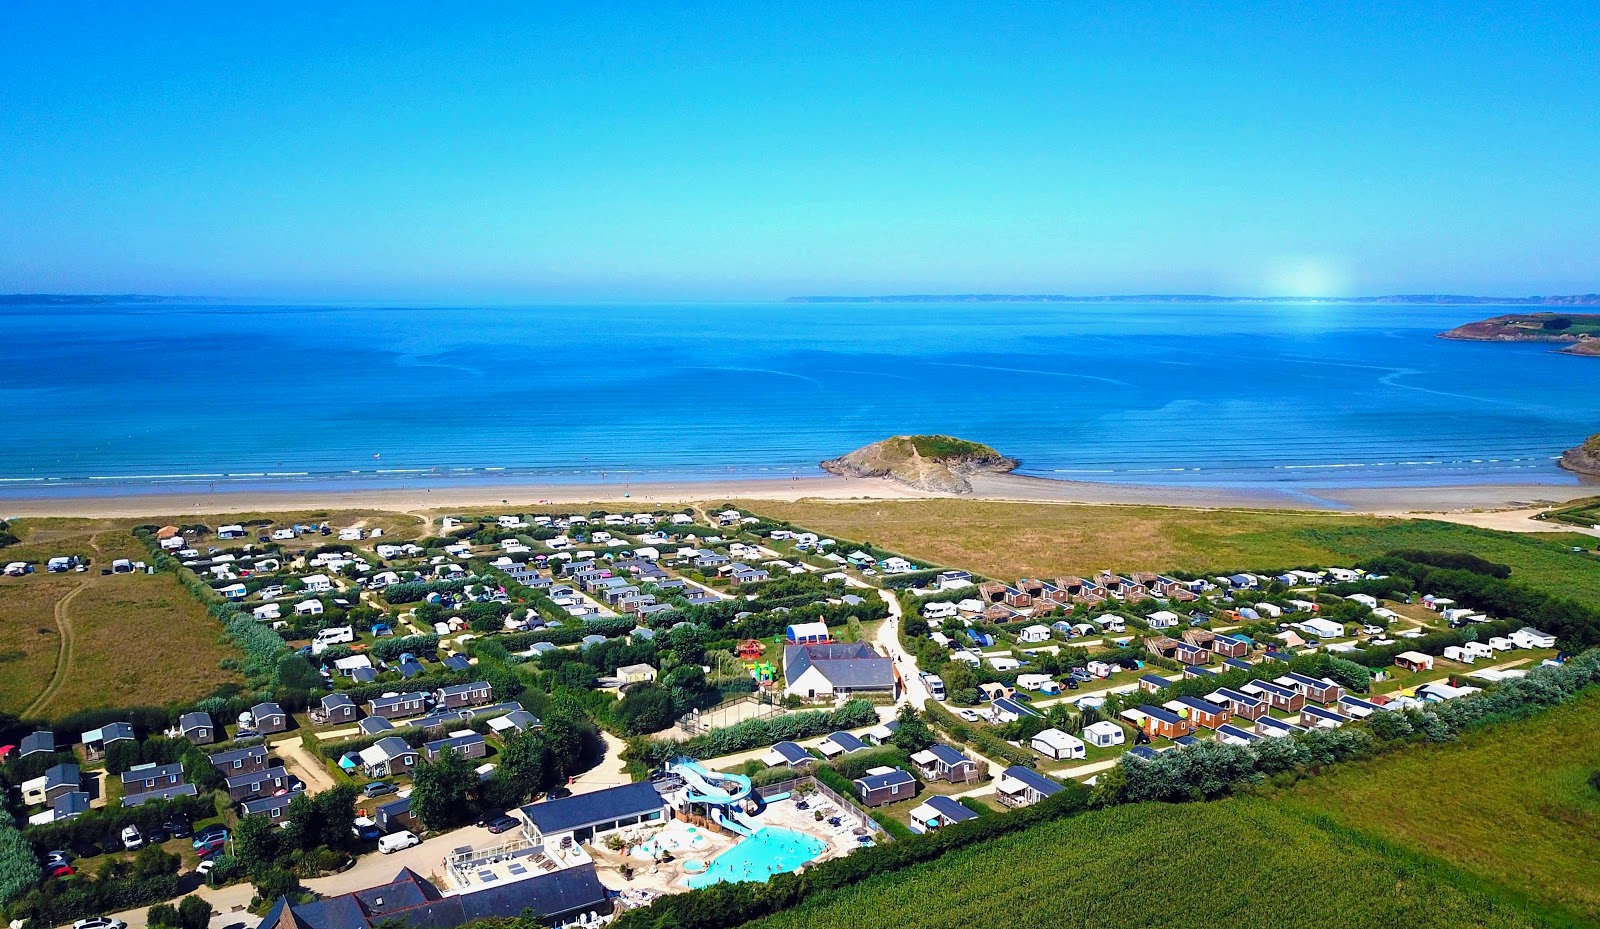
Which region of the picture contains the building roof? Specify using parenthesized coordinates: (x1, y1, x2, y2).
(210, 744, 269, 767)
(921, 743, 970, 766)
(854, 769, 916, 791)
(998, 765, 1062, 796)
(916, 794, 979, 824)
(19, 731, 55, 755)
(519, 781, 665, 835)
(439, 681, 491, 698)
(783, 642, 894, 689)
(124, 782, 198, 806)
(179, 711, 212, 731)
(242, 793, 295, 817)
(766, 741, 813, 765)
(322, 693, 357, 710)
(1136, 704, 1184, 725)
(821, 731, 867, 753)
(259, 864, 608, 929)
(121, 762, 184, 785)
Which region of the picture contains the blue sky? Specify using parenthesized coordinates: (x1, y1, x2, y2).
(1, 3, 1596, 300)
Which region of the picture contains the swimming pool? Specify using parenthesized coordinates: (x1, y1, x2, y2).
(682, 826, 826, 889)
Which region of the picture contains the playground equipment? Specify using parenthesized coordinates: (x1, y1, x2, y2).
(737, 639, 765, 660)
(749, 661, 778, 685)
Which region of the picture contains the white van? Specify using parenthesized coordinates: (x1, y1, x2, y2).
(378, 831, 420, 854)
(120, 825, 143, 850)
(311, 626, 356, 654)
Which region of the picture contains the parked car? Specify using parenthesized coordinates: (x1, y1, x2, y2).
(193, 826, 229, 849)
(956, 709, 980, 723)
(364, 781, 398, 798)
(163, 819, 193, 839)
(484, 815, 519, 835)
(145, 826, 170, 844)
(73, 919, 127, 929)
(195, 860, 216, 878)
(378, 831, 420, 854)
(120, 826, 143, 851)
(50, 865, 76, 878)
(351, 817, 382, 841)
(195, 838, 227, 859)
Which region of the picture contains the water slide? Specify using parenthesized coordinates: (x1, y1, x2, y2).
(668, 757, 753, 807)
(711, 807, 754, 838)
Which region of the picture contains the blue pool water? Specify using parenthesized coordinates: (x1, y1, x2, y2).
(682, 826, 826, 888)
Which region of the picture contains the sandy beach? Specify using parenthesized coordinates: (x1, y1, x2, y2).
(0, 471, 1594, 521)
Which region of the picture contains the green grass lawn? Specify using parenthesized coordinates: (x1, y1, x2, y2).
(1283, 688, 1600, 922)
(744, 499, 1600, 605)
(743, 798, 1554, 929)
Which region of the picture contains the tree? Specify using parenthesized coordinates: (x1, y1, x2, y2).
(251, 867, 302, 905)
(618, 685, 677, 735)
(276, 653, 323, 691)
(494, 730, 550, 801)
(888, 705, 935, 754)
(147, 904, 180, 928)
(232, 814, 280, 872)
(177, 895, 213, 929)
(0, 824, 41, 904)
(409, 747, 479, 830)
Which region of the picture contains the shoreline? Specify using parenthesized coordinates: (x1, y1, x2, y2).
(0, 471, 1594, 520)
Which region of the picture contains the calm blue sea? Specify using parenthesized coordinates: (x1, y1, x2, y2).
(2, 301, 1597, 497)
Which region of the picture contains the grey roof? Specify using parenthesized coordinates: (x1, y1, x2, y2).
(121, 762, 184, 785)
(496, 709, 540, 731)
(124, 782, 199, 806)
(439, 681, 490, 698)
(322, 693, 357, 710)
(822, 731, 867, 752)
(252, 702, 285, 717)
(43, 762, 80, 789)
(920, 794, 978, 823)
(50, 791, 91, 819)
(425, 733, 485, 755)
(83, 722, 134, 745)
(441, 655, 471, 671)
(370, 691, 427, 709)
(924, 743, 970, 766)
(359, 717, 395, 735)
(369, 736, 414, 760)
(259, 863, 609, 929)
(226, 768, 288, 790)
(767, 741, 813, 764)
(241, 793, 294, 817)
(1000, 765, 1062, 796)
(210, 744, 270, 767)
(520, 781, 665, 834)
(1137, 704, 1184, 724)
(854, 769, 916, 791)
(783, 642, 894, 689)
(179, 711, 212, 731)
(20, 731, 55, 756)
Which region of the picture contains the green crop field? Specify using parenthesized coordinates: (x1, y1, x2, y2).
(1285, 688, 1600, 921)
(742, 799, 1554, 929)
(745, 499, 1600, 604)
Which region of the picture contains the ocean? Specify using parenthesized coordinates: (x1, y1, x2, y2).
(2, 300, 1597, 497)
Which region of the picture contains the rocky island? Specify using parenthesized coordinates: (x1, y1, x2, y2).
(821, 434, 1018, 493)
(1560, 433, 1600, 476)
(1438, 312, 1600, 357)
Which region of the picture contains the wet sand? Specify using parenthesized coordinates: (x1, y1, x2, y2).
(0, 471, 1594, 520)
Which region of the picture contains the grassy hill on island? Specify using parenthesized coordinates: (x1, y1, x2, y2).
(820, 435, 1017, 493)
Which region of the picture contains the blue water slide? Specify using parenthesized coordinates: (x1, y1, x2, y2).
(711, 807, 754, 837)
(669, 757, 753, 807)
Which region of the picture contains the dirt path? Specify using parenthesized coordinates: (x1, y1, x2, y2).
(24, 580, 86, 717)
(275, 737, 337, 796)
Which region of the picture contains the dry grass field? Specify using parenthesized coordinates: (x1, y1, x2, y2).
(0, 518, 246, 718)
(743, 499, 1600, 602)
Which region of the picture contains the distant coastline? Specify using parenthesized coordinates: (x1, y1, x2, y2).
(0, 293, 197, 306)
(1438, 312, 1600, 358)
(787, 293, 1600, 305)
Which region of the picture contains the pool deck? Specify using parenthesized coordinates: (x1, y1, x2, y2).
(588, 795, 872, 899)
